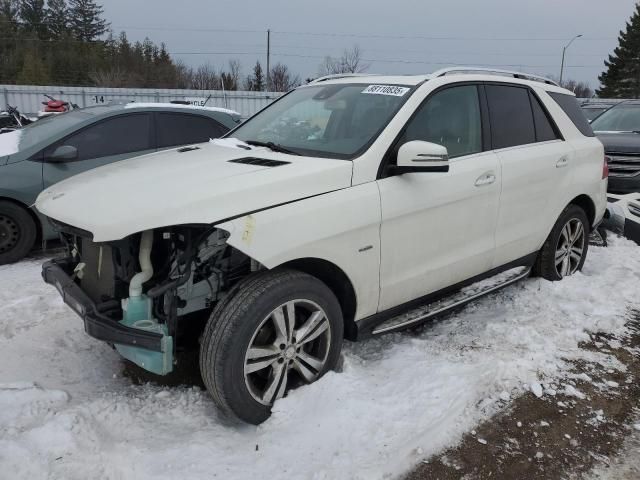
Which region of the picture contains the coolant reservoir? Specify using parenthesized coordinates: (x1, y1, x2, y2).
(115, 295, 174, 375)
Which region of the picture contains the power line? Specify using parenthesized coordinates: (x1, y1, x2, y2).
(170, 50, 603, 69)
(0, 20, 618, 41)
(0, 36, 610, 58)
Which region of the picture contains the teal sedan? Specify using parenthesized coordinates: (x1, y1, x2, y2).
(0, 103, 240, 264)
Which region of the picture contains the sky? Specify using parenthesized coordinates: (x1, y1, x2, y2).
(99, 0, 639, 90)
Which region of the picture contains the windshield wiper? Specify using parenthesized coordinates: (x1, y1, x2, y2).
(244, 140, 300, 156)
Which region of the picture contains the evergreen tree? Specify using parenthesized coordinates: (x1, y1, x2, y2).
(19, 0, 47, 38)
(250, 60, 264, 91)
(598, 3, 640, 98)
(45, 0, 69, 39)
(68, 0, 108, 41)
(17, 48, 49, 83)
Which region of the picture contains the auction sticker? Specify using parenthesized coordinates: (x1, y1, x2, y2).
(362, 85, 410, 96)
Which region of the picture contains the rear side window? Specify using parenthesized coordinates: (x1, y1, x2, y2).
(53, 114, 152, 161)
(485, 85, 535, 149)
(529, 92, 561, 142)
(548, 92, 595, 137)
(157, 113, 228, 148)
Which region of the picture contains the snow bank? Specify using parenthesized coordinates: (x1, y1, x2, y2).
(0, 129, 22, 156)
(1, 237, 639, 479)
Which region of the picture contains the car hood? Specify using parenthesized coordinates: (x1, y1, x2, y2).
(36, 142, 353, 241)
(0, 129, 23, 164)
(596, 132, 640, 155)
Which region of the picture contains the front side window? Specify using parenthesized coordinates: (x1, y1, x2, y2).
(48, 114, 152, 161)
(229, 83, 413, 159)
(157, 113, 227, 148)
(486, 85, 536, 149)
(591, 105, 640, 133)
(400, 85, 482, 159)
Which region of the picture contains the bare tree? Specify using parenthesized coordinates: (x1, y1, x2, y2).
(191, 63, 219, 90)
(268, 62, 301, 92)
(220, 59, 241, 90)
(174, 60, 194, 89)
(563, 79, 593, 98)
(89, 66, 128, 87)
(319, 45, 369, 75)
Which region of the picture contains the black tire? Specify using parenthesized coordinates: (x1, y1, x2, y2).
(199, 269, 344, 424)
(588, 226, 608, 248)
(0, 200, 37, 265)
(533, 204, 589, 281)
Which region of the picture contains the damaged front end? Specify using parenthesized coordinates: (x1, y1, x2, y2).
(42, 222, 253, 375)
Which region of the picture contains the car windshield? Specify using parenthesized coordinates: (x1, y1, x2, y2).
(591, 104, 640, 132)
(582, 107, 609, 122)
(19, 109, 97, 149)
(229, 83, 413, 159)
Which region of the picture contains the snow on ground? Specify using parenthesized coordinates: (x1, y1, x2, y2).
(1, 238, 640, 480)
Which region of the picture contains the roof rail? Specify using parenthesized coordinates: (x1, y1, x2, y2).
(431, 67, 559, 86)
(308, 73, 374, 84)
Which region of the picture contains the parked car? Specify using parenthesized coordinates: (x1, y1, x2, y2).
(580, 101, 616, 122)
(37, 68, 607, 424)
(605, 193, 640, 245)
(0, 103, 240, 264)
(591, 100, 640, 194)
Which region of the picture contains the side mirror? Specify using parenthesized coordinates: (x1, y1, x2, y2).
(48, 145, 78, 163)
(391, 140, 449, 174)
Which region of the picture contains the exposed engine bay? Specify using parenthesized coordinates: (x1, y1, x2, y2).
(56, 223, 255, 374)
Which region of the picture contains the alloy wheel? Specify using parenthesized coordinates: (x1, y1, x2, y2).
(244, 299, 332, 406)
(554, 218, 585, 277)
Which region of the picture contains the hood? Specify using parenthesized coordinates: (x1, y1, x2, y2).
(596, 132, 640, 155)
(0, 129, 22, 164)
(36, 142, 353, 241)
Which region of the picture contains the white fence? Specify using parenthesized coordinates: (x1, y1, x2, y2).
(1, 85, 284, 118)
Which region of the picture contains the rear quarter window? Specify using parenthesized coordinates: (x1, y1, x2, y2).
(548, 92, 595, 137)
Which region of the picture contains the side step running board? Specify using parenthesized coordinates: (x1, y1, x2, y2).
(372, 266, 531, 335)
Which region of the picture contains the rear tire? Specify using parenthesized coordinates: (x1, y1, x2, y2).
(0, 201, 37, 265)
(199, 269, 344, 424)
(533, 204, 589, 281)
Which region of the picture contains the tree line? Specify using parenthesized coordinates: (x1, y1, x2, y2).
(0, 0, 370, 91)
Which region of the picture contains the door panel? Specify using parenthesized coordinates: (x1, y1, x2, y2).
(493, 141, 574, 265)
(486, 85, 573, 266)
(378, 151, 500, 310)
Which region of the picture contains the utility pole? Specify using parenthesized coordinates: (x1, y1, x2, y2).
(266, 29, 271, 92)
(559, 34, 582, 86)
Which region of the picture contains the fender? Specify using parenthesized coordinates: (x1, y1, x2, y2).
(217, 182, 382, 321)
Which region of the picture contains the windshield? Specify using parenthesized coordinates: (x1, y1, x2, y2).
(591, 104, 640, 132)
(582, 107, 609, 122)
(19, 109, 96, 149)
(229, 83, 413, 159)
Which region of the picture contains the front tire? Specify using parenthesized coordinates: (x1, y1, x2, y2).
(0, 201, 37, 265)
(199, 269, 344, 424)
(534, 204, 589, 281)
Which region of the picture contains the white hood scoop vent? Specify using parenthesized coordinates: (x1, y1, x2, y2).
(228, 157, 290, 167)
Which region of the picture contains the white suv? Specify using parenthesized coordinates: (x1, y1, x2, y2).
(36, 68, 607, 424)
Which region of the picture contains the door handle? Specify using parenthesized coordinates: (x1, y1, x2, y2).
(556, 156, 569, 168)
(475, 173, 496, 186)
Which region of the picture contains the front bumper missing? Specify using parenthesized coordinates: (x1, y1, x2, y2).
(42, 258, 164, 352)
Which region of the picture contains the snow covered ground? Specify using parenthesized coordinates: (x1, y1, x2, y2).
(1, 238, 639, 480)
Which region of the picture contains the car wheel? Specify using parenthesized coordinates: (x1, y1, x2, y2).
(534, 204, 589, 281)
(0, 201, 37, 265)
(200, 269, 344, 424)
